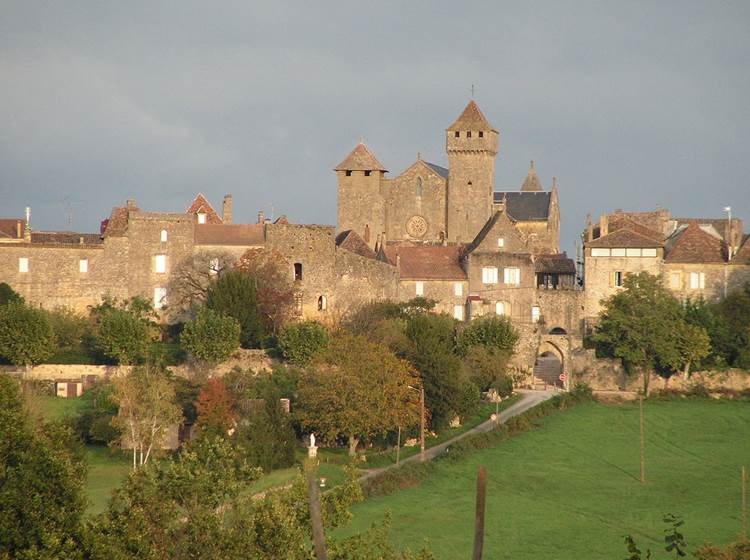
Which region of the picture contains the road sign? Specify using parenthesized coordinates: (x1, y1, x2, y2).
(559, 373, 567, 382)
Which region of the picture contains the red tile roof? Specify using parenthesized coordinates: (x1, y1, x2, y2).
(31, 232, 102, 245)
(447, 100, 496, 132)
(195, 224, 265, 246)
(336, 230, 376, 259)
(334, 143, 387, 172)
(607, 215, 664, 241)
(665, 222, 727, 263)
(587, 228, 663, 249)
(534, 254, 576, 274)
(384, 245, 467, 280)
(733, 235, 750, 264)
(186, 193, 222, 224)
(103, 207, 129, 236)
(0, 219, 25, 239)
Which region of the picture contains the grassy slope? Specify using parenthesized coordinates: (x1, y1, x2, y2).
(337, 400, 750, 559)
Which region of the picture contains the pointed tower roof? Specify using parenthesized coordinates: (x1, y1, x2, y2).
(521, 161, 543, 192)
(447, 100, 496, 132)
(334, 142, 387, 172)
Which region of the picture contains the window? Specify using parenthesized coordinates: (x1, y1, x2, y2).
(591, 248, 611, 257)
(670, 272, 682, 289)
(160, 229, 168, 242)
(453, 305, 464, 321)
(481, 267, 498, 284)
(626, 248, 641, 257)
(18, 257, 28, 273)
(497, 237, 505, 248)
(495, 301, 506, 316)
(454, 131, 460, 138)
(209, 257, 220, 275)
(531, 306, 541, 323)
(454, 282, 463, 297)
(155, 254, 167, 273)
(689, 272, 705, 289)
(478, 131, 484, 138)
(318, 295, 327, 311)
(294, 263, 303, 281)
(364, 170, 371, 177)
(416, 177, 423, 198)
(345, 170, 352, 176)
(197, 213, 206, 224)
(153, 287, 167, 309)
(415, 281, 424, 296)
(467, 131, 472, 138)
(503, 267, 520, 285)
(613, 271, 624, 287)
(642, 248, 657, 257)
(79, 259, 88, 273)
(611, 248, 626, 257)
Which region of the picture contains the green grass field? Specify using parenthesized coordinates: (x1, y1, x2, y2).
(84, 446, 131, 514)
(337, 400, 750, 559)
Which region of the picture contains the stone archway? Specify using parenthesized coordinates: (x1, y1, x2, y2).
(534, 340, 566, 388)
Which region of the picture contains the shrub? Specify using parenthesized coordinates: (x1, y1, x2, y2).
(0, 301, 56, 365)
(456, 315, 519, 357)
(181, 309, 240, 364)
(277, 321, 330, 366)
(93, 307, 150, 365)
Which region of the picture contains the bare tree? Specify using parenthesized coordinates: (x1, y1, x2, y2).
(168, 251, 236, 317)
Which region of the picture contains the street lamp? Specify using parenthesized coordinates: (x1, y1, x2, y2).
(723, 206, 733, 260)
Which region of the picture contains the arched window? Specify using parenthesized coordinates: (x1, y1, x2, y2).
(416, 177, 423, 198)
(160, 229, 168, 242)
(318, 295, 327, 311)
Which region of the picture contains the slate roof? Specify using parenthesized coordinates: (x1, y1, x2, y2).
(464, 211, 510, 254)
(0, 219, 25, 239)
(587, 228, 663, 249)
(335, 230, 376, 259)
(195, 224, 265, 246)
(493, 191, 551, 221)
(334, 143, 387, 172)
(535, 254, 576, 274)
(447, 100, 497, 132)
(186, 193, 222, 224)
(664, 222, 727, 263)
(383, 245, 467, 280)
(31, 232, 103, 245)
(520, 161, 543, 192)
(424, 162, 449, 179)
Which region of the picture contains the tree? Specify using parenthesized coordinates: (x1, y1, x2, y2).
(0, 301, 55, 365)
(195, 378, 236, 435)
(205, 269, 265, 348)
(236, 248, 297, 335)
(0, 282, 23, 305)
(168, 250, 235, 314)
(592, 272, 688, 394)
(671, 322, 711, 380)
(0, 375, 87, 559)
(456, 314, 519, 357)
(297, 332, 421, 455)
(93, 307, 151, 364)
(277, 321, 330, 366)
(180, 309, 240, 364)
(111, 364, 183, 468)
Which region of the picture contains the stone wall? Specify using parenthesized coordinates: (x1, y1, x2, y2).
(336, 169, 386, 249)
(333, 248, 399, 322)
(465, 252, 536, 323)
(385, 161, 446, 243)
(664, 262, 728, 302)
(397, 278, 467, 318)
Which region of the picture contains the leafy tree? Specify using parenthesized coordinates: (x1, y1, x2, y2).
(297, 332, 421, 455)
(0, 375, 87, 559)
(74, 382, 120, 445)
(0, 301, 55, 365)
(93, 307, 151, 364)
(670, 322, 711, 379)
(593, 272, 688, 394)
(0, 282, 23, 305)
(456, 314, 519, 357)
(463, 344, 513, 393)
(110, 364, 183, 468)
(168, 250, 236, 314)
(236, 248, 296, 335)
(277, 320, 330, 365)
(195, 378, 236, 435)
(46, 306, 92, 362)
(205, 269, 265, 348)
(344, 298, 435, 335)
(180, 309, 240, 364)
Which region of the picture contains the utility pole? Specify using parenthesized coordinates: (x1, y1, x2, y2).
(639, 395, 646, 484)
(396, 425, 401, 466)
(420, 387, 426, 462)
(473, 466, 487, 560)
(742, 465, 747, 542)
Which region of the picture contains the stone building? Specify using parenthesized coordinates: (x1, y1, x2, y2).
(582, 208, 750, 323)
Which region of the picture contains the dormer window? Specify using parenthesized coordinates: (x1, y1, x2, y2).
(364, 170, 371, 176)
(197, 213, 206, 224)
(467, 131, 472, 138)
(497, 237, 505, 248)
(345, 170, 352, 177)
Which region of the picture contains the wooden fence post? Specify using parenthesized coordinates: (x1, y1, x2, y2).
(473, 466, 487, 560)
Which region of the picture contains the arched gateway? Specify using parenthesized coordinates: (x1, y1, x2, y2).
(533, 339, 566, 388)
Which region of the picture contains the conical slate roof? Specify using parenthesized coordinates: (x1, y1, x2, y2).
(521, 161, 543, 192)
(447, 100, 496, 132)
(334, 142, 387, 172)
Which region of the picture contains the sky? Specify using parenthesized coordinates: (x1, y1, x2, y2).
(1, 1, 749, 255)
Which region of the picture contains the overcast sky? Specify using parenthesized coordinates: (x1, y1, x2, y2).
(1, 1, 749, 254)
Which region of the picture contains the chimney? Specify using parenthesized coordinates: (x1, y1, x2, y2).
(126, 199, 137, 210)
(16, 220, 22, 239)
(599, 214, 608, 237)
(586, 214, 593, 242)
(24, 207, 31, 241)
(222, 194, 233, 224)
(257, 211, 265, 224)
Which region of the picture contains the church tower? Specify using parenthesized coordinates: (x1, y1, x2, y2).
(445, 101, 499, 243)
(335, 142, 387, 249)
